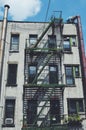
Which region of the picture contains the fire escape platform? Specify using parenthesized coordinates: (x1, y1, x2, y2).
(24, 83, 65, 88)
(25, 48, 63, 55)
(22, 124, 68, 130)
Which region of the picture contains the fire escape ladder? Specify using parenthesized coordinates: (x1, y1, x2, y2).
(33, 87, 55, 126)
(32, 53, 53, 84)
(33, 21, 54, 48)
(40, 88, 63, 127)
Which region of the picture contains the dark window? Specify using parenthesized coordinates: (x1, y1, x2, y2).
(65, 66, 74, 85)
(29, 34, 38, 45)
(49, 65, 58, 84)
(63, 40, 71, 51)
(7, 64, 17, 86)
(63, 36, 71, 51)
(4, 99, 15, 126)
(27, 99, 37, 125)
(68, 99, 84, 114)
(28, 65, 37, 83)
(48, 35, 57, 48)
(10, 34, 19, 51)
(74, 66, 80, 77)
(50, 99, 60, 124)
(71, 36, 76, 46)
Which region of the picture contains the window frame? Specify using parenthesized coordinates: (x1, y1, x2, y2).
(29, 34, 38, 45)
(67, 98, 84, 115)
(7, 64, 17, 86)
(27, 99, 37, 125)
(10, 34, 19, 52)
(48, 35, 57, 48)
(74, 65, 80, 77)
(63, 37, 71, 52)
(65, 66, 74, 85)
(28, 64, 37, 83)
(50, 98, 60, 124)
(3, 99, 15, 127)
(49, 65, 58, 84)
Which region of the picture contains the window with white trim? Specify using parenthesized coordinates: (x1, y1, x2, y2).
(10, 34, 19, 51)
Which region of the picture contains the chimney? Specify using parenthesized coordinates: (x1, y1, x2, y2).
(0, 5, 10, 98)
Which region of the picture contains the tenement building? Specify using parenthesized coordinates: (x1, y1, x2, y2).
(0, 5, 86, 130)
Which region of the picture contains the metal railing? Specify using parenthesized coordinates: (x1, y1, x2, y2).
(22, 125, 68, 130)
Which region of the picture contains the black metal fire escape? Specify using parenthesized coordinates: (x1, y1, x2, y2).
(23, 14, 65, 129)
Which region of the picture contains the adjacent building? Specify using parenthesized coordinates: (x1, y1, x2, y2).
(0, 5, 86, 130)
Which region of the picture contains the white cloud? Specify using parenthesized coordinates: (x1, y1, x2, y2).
(0, 0, 42, 20)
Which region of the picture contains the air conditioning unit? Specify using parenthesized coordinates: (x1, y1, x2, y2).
(5, 118, 13, 124)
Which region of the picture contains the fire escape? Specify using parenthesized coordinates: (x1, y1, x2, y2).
(23, 13, 65, 129)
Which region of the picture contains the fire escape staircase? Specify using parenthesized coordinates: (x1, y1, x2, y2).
(24, 17, 65, 128)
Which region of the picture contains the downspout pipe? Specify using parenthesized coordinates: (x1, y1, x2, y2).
(67, 15, 86, 116)
(0, 5, 10, 98)
(77, 16, 86, 117)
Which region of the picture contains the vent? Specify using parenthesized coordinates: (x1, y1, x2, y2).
(5, 118, 13, 124)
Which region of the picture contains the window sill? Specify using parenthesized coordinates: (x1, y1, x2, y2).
(63, 51, 73, 54)
(9, 50, 19, 53)
(6, 84, 17, 87)
(2, 124, 15, 127)
(66, 84, 76, 87)
(75, 76, 81, 78)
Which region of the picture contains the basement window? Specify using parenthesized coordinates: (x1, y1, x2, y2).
(3, 99, 15, 127)
(10, 34, 19, 51)
(7, 64, 17, 86)
(68, 98, 84, 114)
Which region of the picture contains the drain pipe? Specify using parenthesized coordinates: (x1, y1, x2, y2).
(0, 5, 10, 98)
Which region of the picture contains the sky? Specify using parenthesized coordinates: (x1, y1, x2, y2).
(0, 0, 86, 50)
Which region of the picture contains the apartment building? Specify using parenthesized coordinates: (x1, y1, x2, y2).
(0, 5, 86, 130)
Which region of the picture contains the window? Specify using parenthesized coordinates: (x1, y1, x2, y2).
(28, 65, 37, 83)
(48, 35, 57, 48)
(49, 65, 58, 84)
(29, 34, 38, 45)
(27, 99, 37, 125)
(65, 66, 74, 85)
(74, 66, 80, 77)
(68, 99, 84, 114)
(10, 34, 19, 51)
(72, 36, 76, 46)
(4, 99, 15, 126)
(7, 64, 17, 86)
(50, 99, 60, 124)
(63, 38, 71, 51)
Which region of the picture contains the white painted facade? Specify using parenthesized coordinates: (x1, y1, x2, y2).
(0, 18, 85, 130)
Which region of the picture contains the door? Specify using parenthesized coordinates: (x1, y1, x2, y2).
(27, 99, 37, 125)
(50, 99, 60, 124)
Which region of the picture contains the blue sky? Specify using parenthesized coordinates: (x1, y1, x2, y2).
(0, 0, 86, 50)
